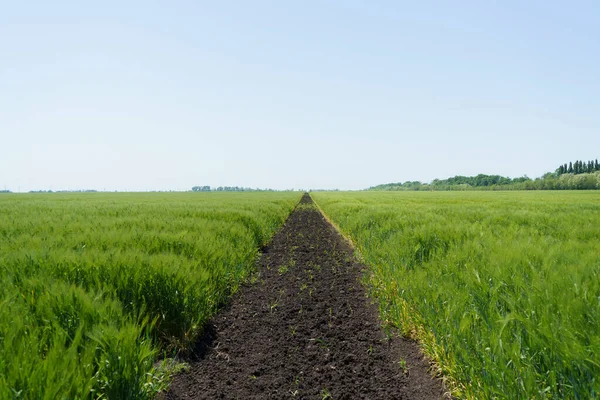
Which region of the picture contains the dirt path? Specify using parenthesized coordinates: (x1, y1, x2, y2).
(164, 194, 447, 399)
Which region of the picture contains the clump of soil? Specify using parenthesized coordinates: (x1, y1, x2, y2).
(164, 194, 448, 399)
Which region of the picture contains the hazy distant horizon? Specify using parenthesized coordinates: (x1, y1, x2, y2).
(3, 1, 599, 192)
(2, 169, 556, 193)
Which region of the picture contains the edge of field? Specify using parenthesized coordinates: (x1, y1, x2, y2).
(310, 193, 463, 399)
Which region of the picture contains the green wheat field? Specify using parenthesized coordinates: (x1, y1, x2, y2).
(312, 191, 600, 399)
(1, 191, 599, 398)
(0, 192, 300, 398)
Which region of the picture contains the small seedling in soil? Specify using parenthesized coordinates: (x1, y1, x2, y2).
(321, 388, 333, 399)
(289, 325, 297, 336)
(278, 265, 289, 274)
(398, 358, 409, 374)
(246, 270, 261, 284)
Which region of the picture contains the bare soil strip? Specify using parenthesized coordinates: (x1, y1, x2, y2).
(164, 194, 447, 399)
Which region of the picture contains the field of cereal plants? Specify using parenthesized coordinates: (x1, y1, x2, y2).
(312, 191, 600, 399)
(3, 189, 599, 399)
(0, 192, 300, 399)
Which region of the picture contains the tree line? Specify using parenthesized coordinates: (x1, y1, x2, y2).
(370, 163, 600, 191)
(369, 174, 531, 191)
(556, 159, 600, 175)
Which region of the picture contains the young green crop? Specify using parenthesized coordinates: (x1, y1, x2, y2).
(312, 190, 600, 399)
(0, 191, 300, 399)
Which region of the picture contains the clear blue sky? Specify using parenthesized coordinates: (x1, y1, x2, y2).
(2, 1, 599, 191)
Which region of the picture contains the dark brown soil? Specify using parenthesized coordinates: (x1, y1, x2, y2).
(164, 194, 448, 399)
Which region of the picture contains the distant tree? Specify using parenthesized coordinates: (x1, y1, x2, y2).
(192, 186, 211, 192)
(568, 162, 573, 173)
